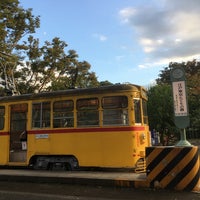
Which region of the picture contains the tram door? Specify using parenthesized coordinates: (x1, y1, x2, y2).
(9, 103, 28, 162)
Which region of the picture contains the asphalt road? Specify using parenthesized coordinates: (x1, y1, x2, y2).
(0, 181, 199, 200)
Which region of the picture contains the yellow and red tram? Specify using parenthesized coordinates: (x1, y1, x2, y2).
(0, 84, 150, 170)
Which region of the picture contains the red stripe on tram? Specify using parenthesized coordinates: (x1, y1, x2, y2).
(28, 126, 146, 135)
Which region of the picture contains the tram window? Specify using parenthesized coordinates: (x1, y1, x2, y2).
(10, 104, 28, 132)
(102, 96, 128, 109)
(53, 100, 74, 128)
(142, 99, 148, 124)
(77, 98, 99, 126)
(0, 106, 5, 130)
(134, 98, 142, 124)
(32, 102, 50, 128)
(102, 96, 128, 126)
(11, 112, 27, 131)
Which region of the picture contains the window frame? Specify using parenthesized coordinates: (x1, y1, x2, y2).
(102, 96, 129, 126)
(133, 98, 142, 124)
(76, 97, 99, 127)
(53, 100, 74, 128)
(32, 102, 51, 128)
(0, 106, 5, 130)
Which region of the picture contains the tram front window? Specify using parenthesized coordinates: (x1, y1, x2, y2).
(0, 106, 5, 130)
(134, 98, 142, 124)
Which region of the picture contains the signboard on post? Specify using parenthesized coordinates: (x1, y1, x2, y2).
(170, 66, 191, 146)
(170, 67, 190, 128)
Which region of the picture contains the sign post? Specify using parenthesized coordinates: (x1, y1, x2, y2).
(170, 66, 191, 146)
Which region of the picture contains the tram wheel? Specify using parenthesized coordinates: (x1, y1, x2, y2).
(64, 162, 72, 171)
(47, 162, 54, 170)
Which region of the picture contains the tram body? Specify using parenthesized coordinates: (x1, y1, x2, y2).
(0, 84, 150, 170)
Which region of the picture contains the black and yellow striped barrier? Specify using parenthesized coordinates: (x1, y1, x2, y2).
(146, 146, 200, 191)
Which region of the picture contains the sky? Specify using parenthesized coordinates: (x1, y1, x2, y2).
(19, 0, 200, 87)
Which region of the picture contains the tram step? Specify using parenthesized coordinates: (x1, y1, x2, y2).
(135, 159, 146, 173)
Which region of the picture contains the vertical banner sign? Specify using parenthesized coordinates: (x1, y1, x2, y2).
(170, 67, 189, 128)
(172, 81, 188, 116)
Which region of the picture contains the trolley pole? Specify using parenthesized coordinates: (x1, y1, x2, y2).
(170, 66, 191, 146)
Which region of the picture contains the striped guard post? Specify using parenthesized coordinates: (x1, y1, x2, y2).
(146, 146, 200, 191)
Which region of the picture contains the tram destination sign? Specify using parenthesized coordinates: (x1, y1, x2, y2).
(170, 67, 190, 128)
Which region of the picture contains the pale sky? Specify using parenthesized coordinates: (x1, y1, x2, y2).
(19, 0, 200, 87)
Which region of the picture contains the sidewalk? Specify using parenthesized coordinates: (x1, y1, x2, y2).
(0, 169, 147, 187)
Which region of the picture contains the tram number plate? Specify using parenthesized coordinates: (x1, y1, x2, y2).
(35, 134, 49, 139)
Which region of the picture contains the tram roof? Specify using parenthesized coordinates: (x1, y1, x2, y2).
(0, 84, 143, 102)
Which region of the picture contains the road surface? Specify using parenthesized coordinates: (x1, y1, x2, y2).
(0, 181, 199, 200)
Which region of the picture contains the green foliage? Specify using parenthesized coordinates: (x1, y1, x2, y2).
(19, 37, 99, 93)
(0, 0, 40, 53)
(0, 0, 40, 94)
(0, 0, 101, 95)
(99, 80, 113, 86)
(147, 84, 178, 143)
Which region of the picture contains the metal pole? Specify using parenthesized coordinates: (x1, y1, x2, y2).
(176, 128, 191, 146)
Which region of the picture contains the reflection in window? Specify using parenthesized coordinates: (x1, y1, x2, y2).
(102, 96, 128, 126)
(77, 98, 99, 126)
(32, 102, 50, 128)
(142, 99, 148, 124)
(53, 100, 74, 128)
(10, 104, 28, 132)
(134, 98, 141, 124)
(0, 106, 5, 130)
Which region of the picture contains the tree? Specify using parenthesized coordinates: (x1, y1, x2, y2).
(14, 37, 99, 94)
(0, 0, 40, 94)
(0, 0, 40, 53)
(186, 63, 200, 131)
(50, 49, 99, 90)
(147, 84, 178, 144)
(99, 80, 113, 86)
(0, 1, 100, 95)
